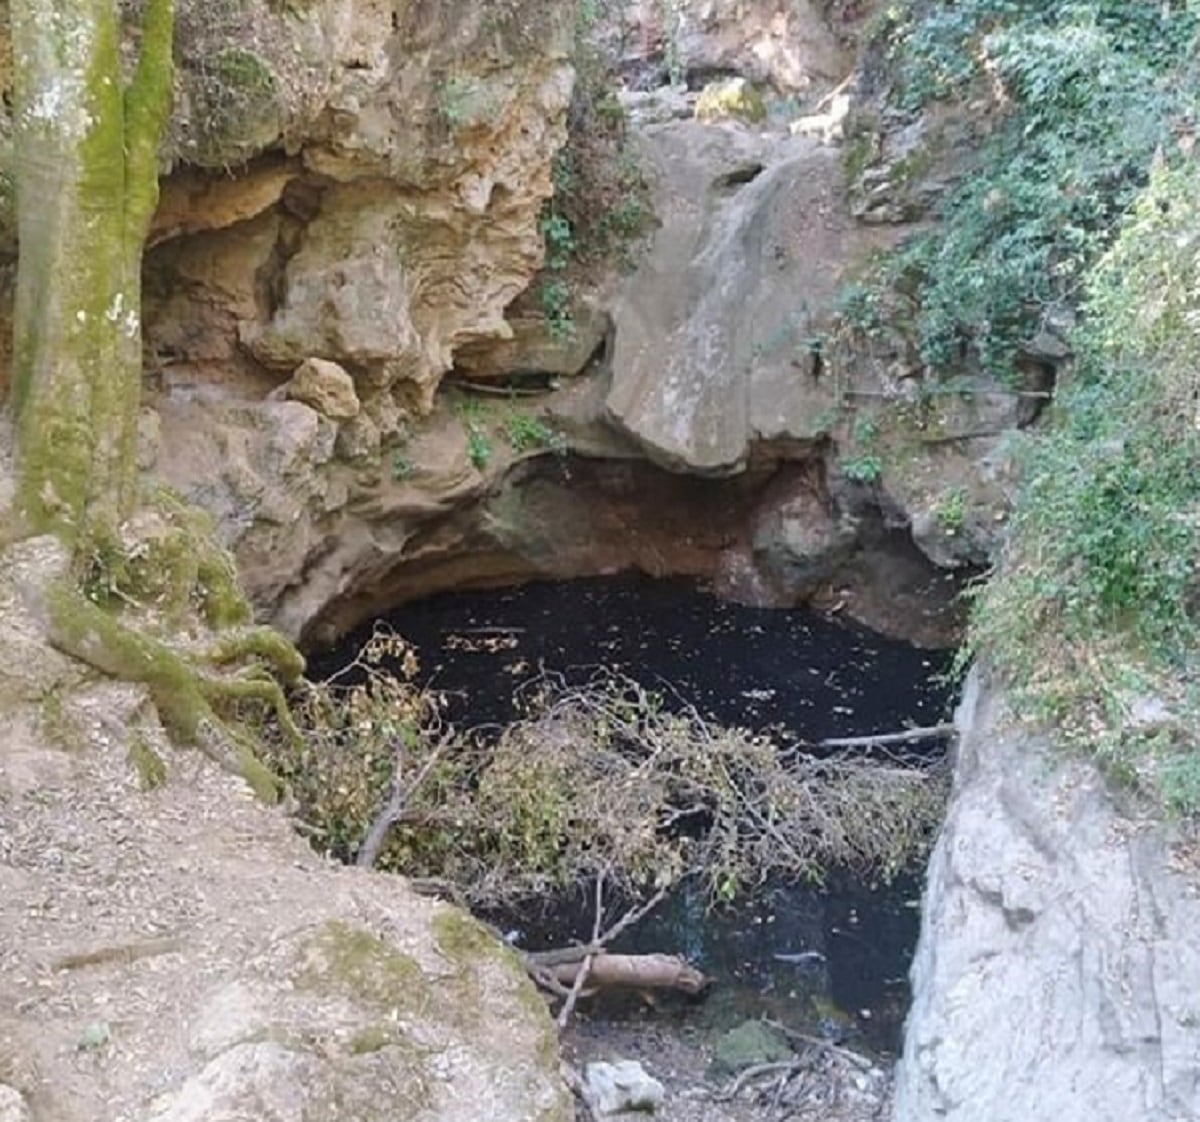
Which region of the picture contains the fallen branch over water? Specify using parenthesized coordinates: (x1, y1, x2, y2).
(549, 952, 709, 994)
(818, 723, 956, 750)
(522, 881, 710, 1021)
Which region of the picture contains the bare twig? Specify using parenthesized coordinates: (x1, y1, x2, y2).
(356, 732, 452, 869)
(599, 883, 670, 945)
(725, 1061, 804, 1098)
(557, 873, 605, 1028)
(763, 1019, 878, 1071)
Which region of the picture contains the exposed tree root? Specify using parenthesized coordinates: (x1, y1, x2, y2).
(36, 578, 304, 802)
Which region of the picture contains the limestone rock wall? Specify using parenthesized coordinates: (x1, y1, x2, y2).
(0, 0, 1006, 640)
(147, 0, 576, 425)
(894, 671, 1200, 1122)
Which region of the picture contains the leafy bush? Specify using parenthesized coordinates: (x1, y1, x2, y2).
(866, 1, 1198, 381)
(967, 164, 1200, 810)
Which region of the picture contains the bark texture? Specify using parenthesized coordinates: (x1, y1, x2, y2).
(11, 0, 174, 538)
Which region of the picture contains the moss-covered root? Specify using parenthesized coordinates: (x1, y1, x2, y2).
(204, 626, 306, 682)
(41, 581, 298, 802)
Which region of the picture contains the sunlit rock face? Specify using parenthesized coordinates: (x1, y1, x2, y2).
(0, 0, 999, 643)
(893, 671, 1200, 1122)
(148, 0, 576, 417)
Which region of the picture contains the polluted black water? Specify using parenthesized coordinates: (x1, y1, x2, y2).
(313, 573, 955, 1056)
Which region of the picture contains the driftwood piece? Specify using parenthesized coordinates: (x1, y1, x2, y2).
(818, 723, 955, 750)
(550, 952, 710, 994)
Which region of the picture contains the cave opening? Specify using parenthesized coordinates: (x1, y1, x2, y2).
(298, 479, 973, 1065)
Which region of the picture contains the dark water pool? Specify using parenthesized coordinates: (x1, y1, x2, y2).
(312, 573, 955, 1054)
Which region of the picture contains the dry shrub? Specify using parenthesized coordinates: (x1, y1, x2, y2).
(268, 631, 948, 908)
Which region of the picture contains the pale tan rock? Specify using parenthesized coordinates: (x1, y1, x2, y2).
(285, 358, 361, 421)
(617, 0, 850, 94)
(148, 159, 296, 248)
(454, 299, 611, 380)
(0, 534, 570, 1122)
(606, 121, 889, 472)
(0, 1085, 31, 1122)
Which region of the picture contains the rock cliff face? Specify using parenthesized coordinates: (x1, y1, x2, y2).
(894, 671, 1200, 1122)
(0, 0, 998, 644)
(130, 0, 1005, 646)
(1, 2, 1197, 1120)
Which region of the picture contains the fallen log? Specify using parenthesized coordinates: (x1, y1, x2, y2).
(818, 723, 955, 750)
(549, 952, 710, 995)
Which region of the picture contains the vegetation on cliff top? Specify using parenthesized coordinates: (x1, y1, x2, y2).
(969, 164, 1200, 813)
(866, 1, 1200, 810)
(852, 0, 1198, 382)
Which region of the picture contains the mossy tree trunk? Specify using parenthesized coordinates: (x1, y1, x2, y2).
(11, 0, 174, 542)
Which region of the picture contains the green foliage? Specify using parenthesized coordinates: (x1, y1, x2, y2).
(842, 454, 883, 484)
(529, 2, 653, 338)
(842, 414, 883, 483)
(968, 164, 1200, 811)
(504, 411, 567, 456)
(861, 2, 1198, 381)
(934, 487, 968, 534)
(275, 658, 947, 907)
(537, 277, 574, 341)
(466, 429, 492, 471)
(391, 451, 414, 482)
(452, 397, 494, 471)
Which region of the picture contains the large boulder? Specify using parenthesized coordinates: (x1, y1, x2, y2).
(605, 120, 888, 473)
(616, 0, 855, 94)
(0, 541, 569, 1122)
(893, 671, 1200, 1122)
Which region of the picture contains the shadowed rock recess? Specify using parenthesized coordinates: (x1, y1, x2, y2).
(1, 1, 1197, 1120)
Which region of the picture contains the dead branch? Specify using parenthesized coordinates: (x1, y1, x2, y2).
(355, 732, 452, 868)
(763, 1019, 876, 1071)
(598, 884, 670, 945)
(818, 723, 955, 750)
(557, 873, 606, 1028)
(725, 1060, 803, 1099)
(550, 952, 709, 994)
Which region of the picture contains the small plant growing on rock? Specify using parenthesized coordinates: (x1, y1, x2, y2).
(390, 451, 414, 482)
(934, 487, 967, 535)
(842, 415, 883, 483)
(504, 412, 566, 455)
(452, 397, 494, 471)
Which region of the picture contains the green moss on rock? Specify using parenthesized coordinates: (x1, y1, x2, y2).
(695, 78, 767, 124)
(183, 47, 283, 167)
(297, 921, 430, 1014)
(432, 909, 557, 1066)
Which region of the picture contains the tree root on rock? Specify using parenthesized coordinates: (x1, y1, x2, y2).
(35, 578, 304, 802)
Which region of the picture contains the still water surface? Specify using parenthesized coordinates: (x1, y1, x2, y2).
(315, 573, 955, 1053)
